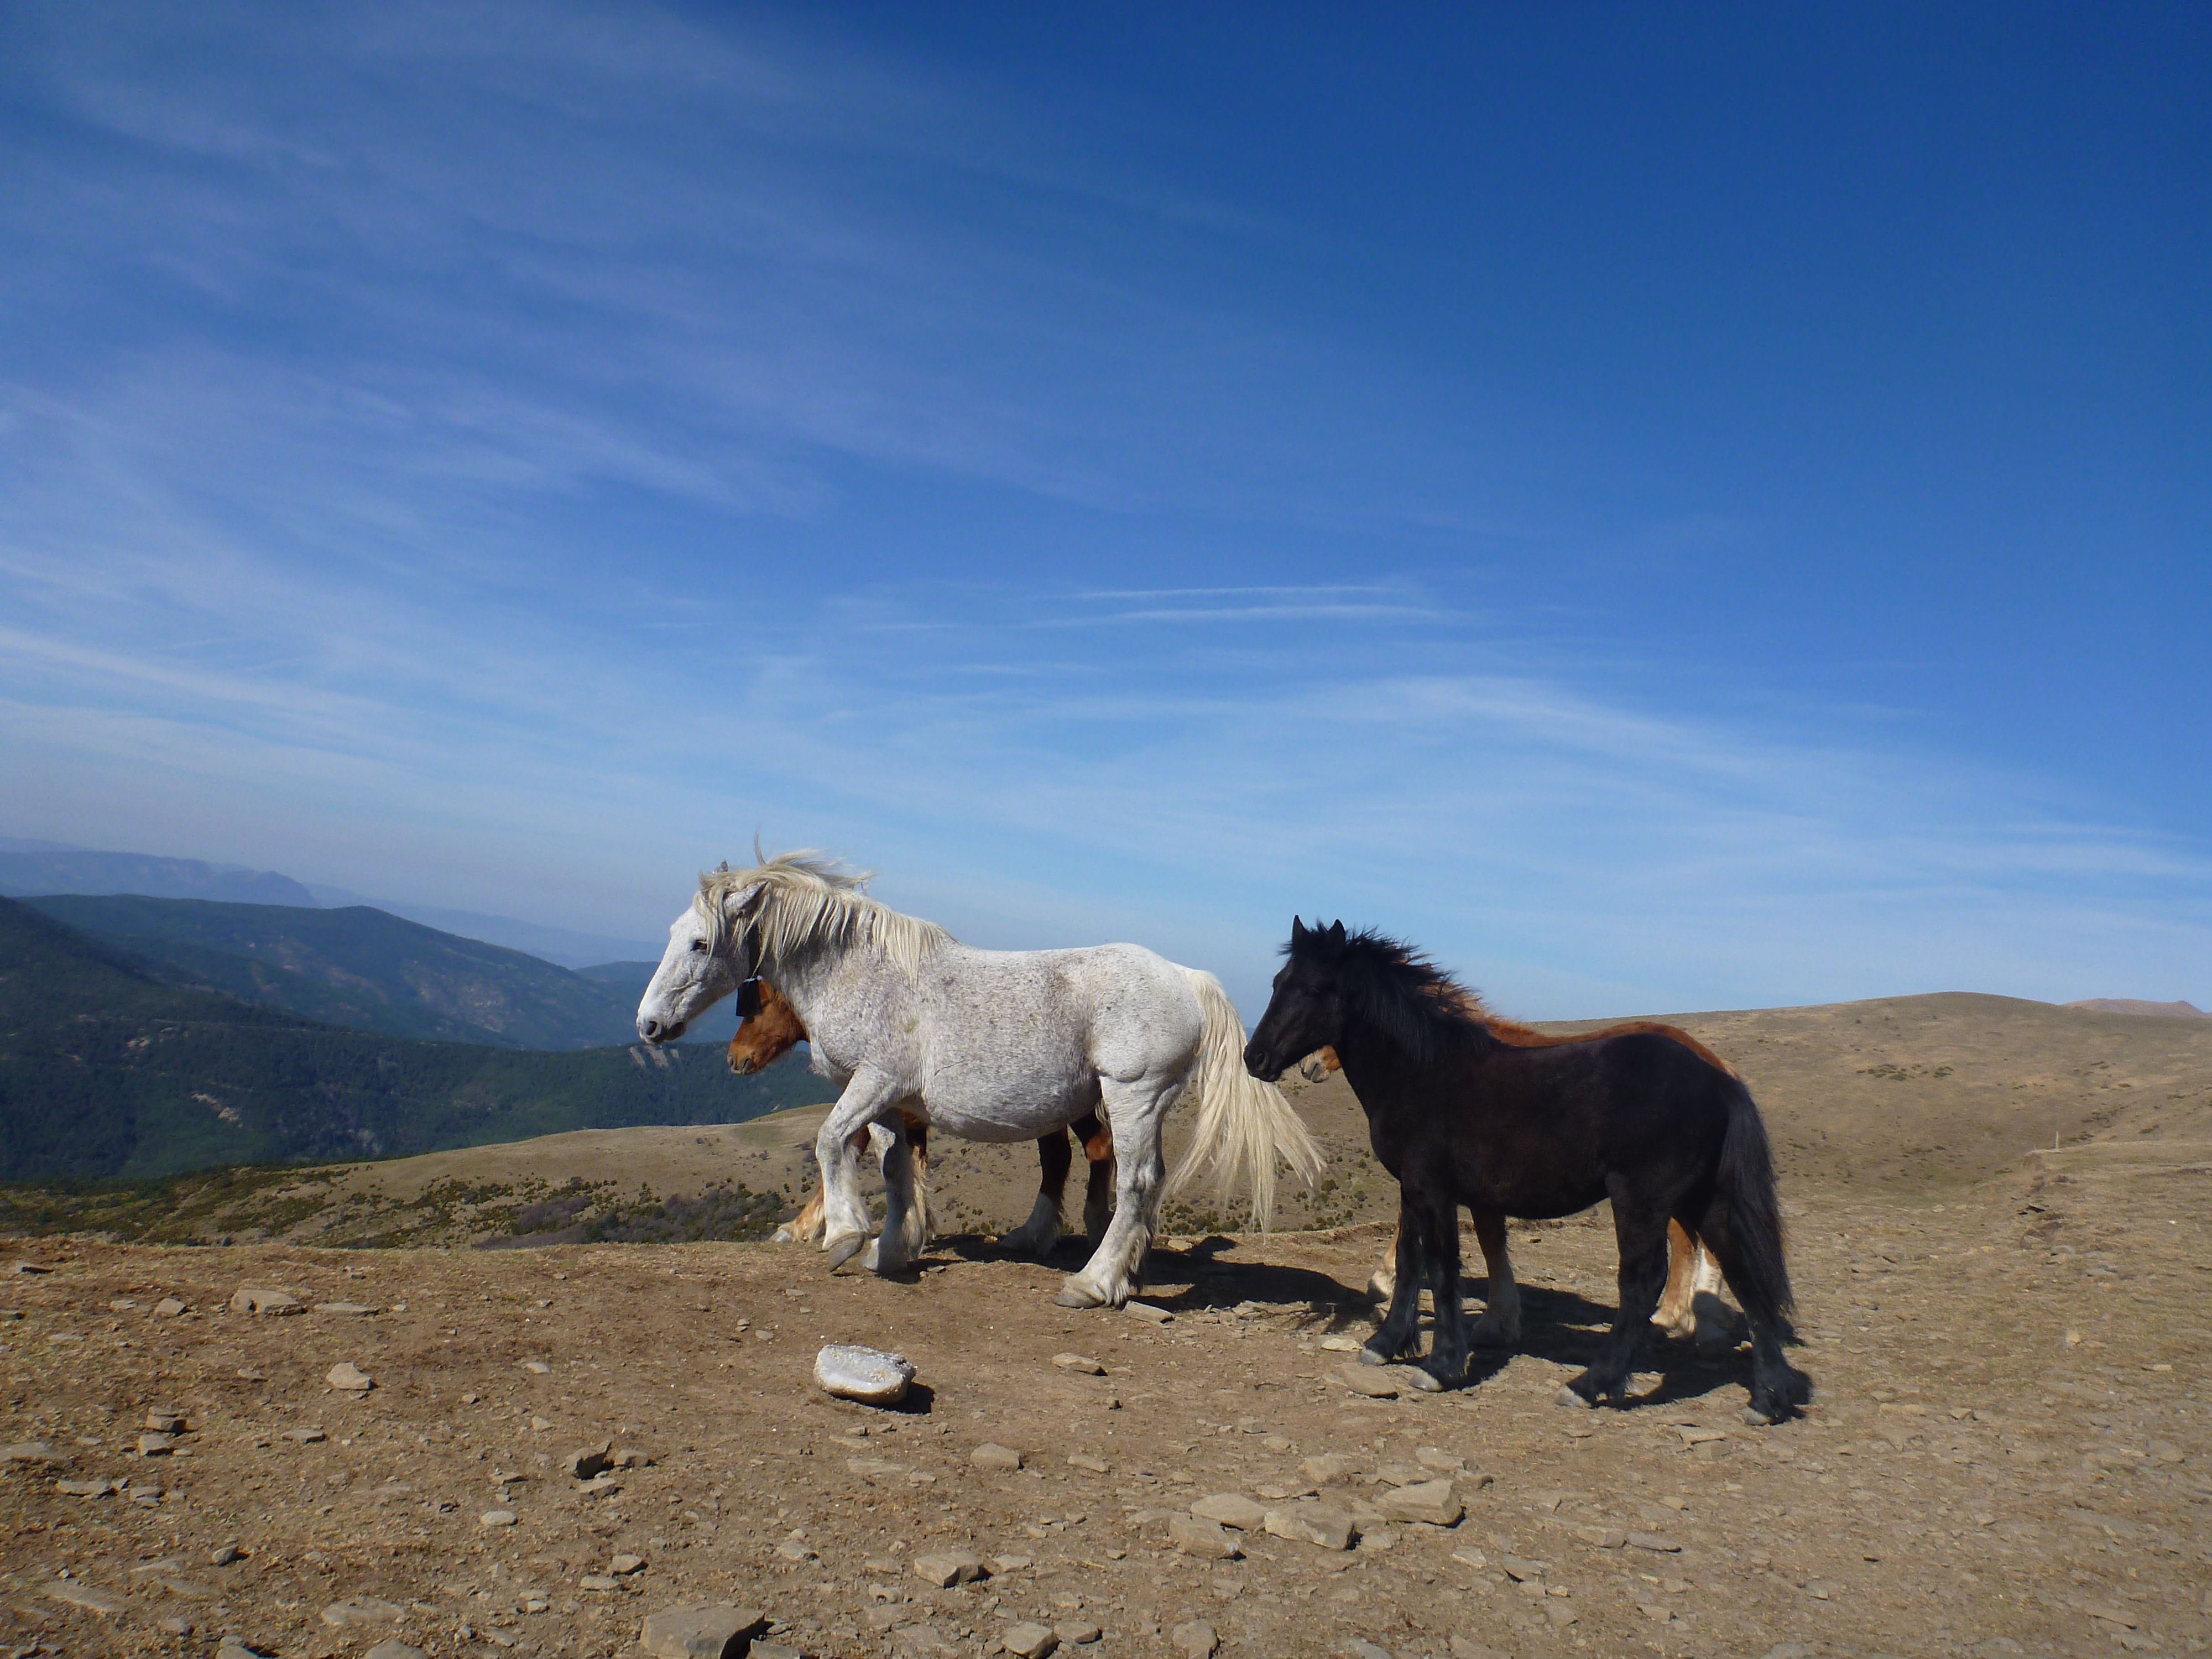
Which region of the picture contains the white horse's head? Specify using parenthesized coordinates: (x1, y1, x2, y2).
(635, 883, 763, 1044)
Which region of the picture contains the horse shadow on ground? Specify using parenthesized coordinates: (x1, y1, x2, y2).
(922, 1230, 1754, 1411)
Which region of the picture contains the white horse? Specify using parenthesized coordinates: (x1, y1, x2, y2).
(635, 852, 1322, 1308)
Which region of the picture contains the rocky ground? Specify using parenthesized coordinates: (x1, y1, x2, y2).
(4, 993, 2210, 1659)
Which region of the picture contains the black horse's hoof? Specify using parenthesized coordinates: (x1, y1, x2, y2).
(1741, 1405, 1777, 1427)
(1401, 1364, 1446, 1392)
(1555, 1384, 1596, 1410)
(1356, 1343, 1392, 1367)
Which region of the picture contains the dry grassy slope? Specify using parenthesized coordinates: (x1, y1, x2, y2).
(243, 990, 2212, 1251)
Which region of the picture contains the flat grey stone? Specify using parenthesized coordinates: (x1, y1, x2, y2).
(363, 1643, 429, 1659)
(911, 1548, 985, 1587)
(1264, 1502, 1355, 1550)
(1190, 1493, 1266, 1530)
(326, 1361, 374, 1391)
(1052, 1353, 1105, 1374)
(1168, 1514, 1241, 1559)
(1376, 1478, 1463, 1526)
(638, 1604, 768, 1659)
(971, 1442, 1024, 1471)
(321, 1597, 404, 1627)
(2, 1439, 60, 1462)
(814, 1343, 915, 1405)
(1169, 1619, 1218, 1658)
(45, 1581, 127, 1614)
(1001, 1621, 1059, 1658)
(228, 1286, 302, 1315)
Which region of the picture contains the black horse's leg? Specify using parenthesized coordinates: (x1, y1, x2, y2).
(1468, 1207, 1522, 1347)
(1561, 1191, 1670, 1408)
(1413, 1194, 1469, 1390)
(1697, 1194, 1813, 1422)
(1361, 1202, 1427, 1365)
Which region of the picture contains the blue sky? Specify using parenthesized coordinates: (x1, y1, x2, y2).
(2, 3, 2206, 1016)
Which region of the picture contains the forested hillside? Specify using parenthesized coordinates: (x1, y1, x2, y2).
(0, 899, 823, 1181)
(27, 894, 648, 1048)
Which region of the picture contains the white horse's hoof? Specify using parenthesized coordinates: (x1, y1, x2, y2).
(825, 1232, 869, 1272)
(1055, 1281, 1109, 1309)
(1555, 1384, 1595, 1410)
(1402, 1366, 1444, 1392)
(773, 1224, 796, 1244)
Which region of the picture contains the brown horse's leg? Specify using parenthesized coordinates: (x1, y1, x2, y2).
(778, 1183, 829, 1245)
(1367, 1223, 1399, 1303)
(1077, 1112, 1115, 1241)
(1652, 1218, 1700, 1337)
(1003, 1125, 1074, 1257)
(1468, 1208, 1522, 1347)
(1360, 1202, 1427, 1364)
(905, 1113, 932, 1248)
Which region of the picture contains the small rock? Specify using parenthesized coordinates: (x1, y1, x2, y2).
(210, 1545, 242, 1566)
(1190, 1493, 1267, 1530)
(363, 1642, 429, 1659)
(3, 1439, 60, 1463)
(1125, 1300, 1173, 1324)
(283, 1427, 327, 1443)
(611, 1553, 645, 1574)
(1263, 1502, 1356, 1551)
(217, 1639, 273, 1659)
(315, 1301, 378, 1316)
(1451, 1547, 1488, 1571)
(1341, 1368, 1399, 1399)
(612, 1446, 652, 1468)
(138, 1431, 177, 1456)
(565, 1442, 613, 1479)
(1056, 1623, 1102, 1645)
(1344, 1641, 1394, 1659)
(1168, 1514, 1241, 1559)
(1300, 1453, 1362, 1484)
(144, 1409, 186, 1432)
(638, 1603, 769, 1659)
(8, 1260, 53, 1273)
(815, 1344, 916, 1405)
(1674, 1425, 1726, 1446)
(480, 1509, 517, 1527)
(1168, 1618, 1218, 1658)
(321, 1598, 404, 1627)
(326, 1361, 374, 1392)
(521, 1359, 552, 1374)
(228, 1286, 303, 1316)
(750, 1644, 804, 1659)
(1759, 1646, 1812, 1659)
(1065, 1451, 1110, 1474)
(1001, 1620, 1059, 1658)
(160, 1615, 197, 1636)
(1499, 1554, 1542, 1583)
(775, 1538, 817, 1563)
(1449, 1640, 1509, 1659)
(581, 1574, 621, 1592)
(1626, 1531, 1682, 1553)
(1319, 1334, 1363, 1352)
(972, 1443, 1025, 1471)
(1414, 1446, 1464, 1472)
(1377, 1478, 1463, 1526)
(1053, 1352, 1107, 1374)
(911, 1549, 985, 1587)
(992, 1555, 1032, 1574)
(45, 1581, 128, 1615)
(55, 1477, 118, 1496)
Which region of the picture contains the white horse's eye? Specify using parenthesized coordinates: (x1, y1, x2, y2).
(691, 939, 708, 953)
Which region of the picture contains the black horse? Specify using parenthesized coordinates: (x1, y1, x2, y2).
(1244, 918, 1810, 1423)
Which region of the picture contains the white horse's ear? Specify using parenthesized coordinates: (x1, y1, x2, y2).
(721, 882, 766, 920)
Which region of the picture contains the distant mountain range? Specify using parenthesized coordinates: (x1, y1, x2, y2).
(2064, 998, 2208, 1019)
(0, 897, 825, 1182)
(0, 840, 658, 966)
(23, 895, 660, 1050)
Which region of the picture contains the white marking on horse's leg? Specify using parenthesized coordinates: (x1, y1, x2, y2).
(815, 1071, 902, 1272)
(1469, 1212, 1521, 1347)
(1002, 1191, 1063, 1258)
(1060, 1079, 1169, 1309)
(1687, 1244, 1737, 1349)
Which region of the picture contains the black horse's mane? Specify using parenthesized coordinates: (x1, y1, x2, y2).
(1300, 926, 1497, 1069)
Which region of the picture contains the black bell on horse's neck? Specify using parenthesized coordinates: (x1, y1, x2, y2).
(735, 978, 764, 1020)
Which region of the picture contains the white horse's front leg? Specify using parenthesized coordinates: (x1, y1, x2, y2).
(816, 1071, 905, 1273)
(1057, 1079, 1169, 1309)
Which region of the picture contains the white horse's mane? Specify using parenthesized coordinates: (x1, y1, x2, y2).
(698, 849, 951, 977)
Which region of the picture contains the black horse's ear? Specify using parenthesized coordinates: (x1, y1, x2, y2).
(1290, 915, 1308, 943)
(1326, 920, 1346, 947)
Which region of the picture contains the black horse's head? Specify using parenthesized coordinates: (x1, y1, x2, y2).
(1244, 916, 1348, 1082)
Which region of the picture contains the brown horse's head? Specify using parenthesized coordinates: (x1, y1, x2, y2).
(727, 978, 807, 1075)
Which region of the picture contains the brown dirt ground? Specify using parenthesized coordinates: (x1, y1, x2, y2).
(4, 994, 2211, 1659)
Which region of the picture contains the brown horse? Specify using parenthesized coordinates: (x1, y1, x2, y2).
(1303, 1043, 1736, 1350)
(730, 978, 1116, 1254)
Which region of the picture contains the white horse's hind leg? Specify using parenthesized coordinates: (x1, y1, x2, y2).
(866, 1119, 919, 1276)
(1057, 1078, 1171, 1309)
(815, 1070, 904, 1272)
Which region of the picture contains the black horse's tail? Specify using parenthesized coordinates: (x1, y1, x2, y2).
(1715, 1081, 1797, 1342)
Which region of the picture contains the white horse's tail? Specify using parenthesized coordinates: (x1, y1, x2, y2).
(1165, 969, 1325, 1233)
